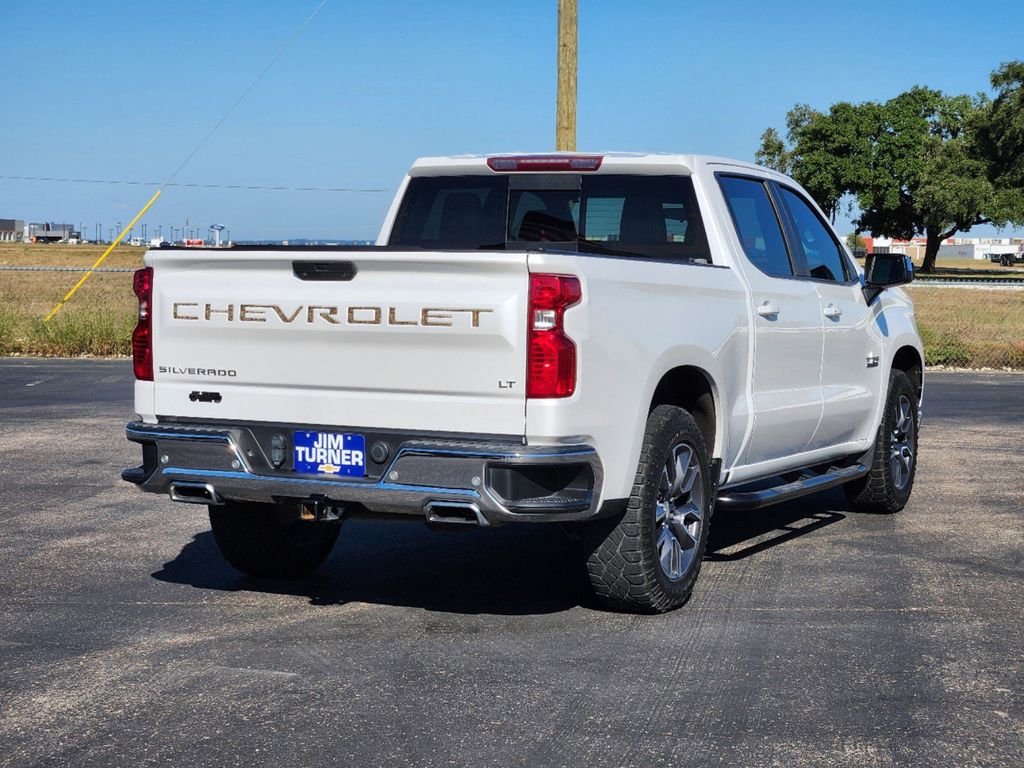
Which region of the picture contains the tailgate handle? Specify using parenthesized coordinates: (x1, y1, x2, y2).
(292, 261, 357, 281)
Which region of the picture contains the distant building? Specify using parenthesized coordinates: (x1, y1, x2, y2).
(940, 236, 1022, 260)
(852, 234, 1022, 260)
(26, 222, 78, 243)
(0, 219, 25, 242)
(863, 236, 932, 260)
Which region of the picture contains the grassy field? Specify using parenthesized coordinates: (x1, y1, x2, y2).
(918, 262, 1024, 279)
(858, 256, 1024, 279)
(0, 244, 142, 356)
(0, 242, 145, 269)
(907, 286, 1024, 369)
(1, 243, 1021, 368)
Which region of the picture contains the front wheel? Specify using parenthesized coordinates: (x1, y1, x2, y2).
(844, 369, 919, 513)
(209, 501, 341, 577)
(583, 405, 713, 613)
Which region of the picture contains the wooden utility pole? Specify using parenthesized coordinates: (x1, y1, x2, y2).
(556, 0, 577, 151)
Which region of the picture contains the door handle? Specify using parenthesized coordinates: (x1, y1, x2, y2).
(823, 303, 842, 319)
(756, 301, 780, 319)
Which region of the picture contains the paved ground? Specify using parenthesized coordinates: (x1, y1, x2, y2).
(1, 359, 1021, 768)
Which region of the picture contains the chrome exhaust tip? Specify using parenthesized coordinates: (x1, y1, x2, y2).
(169, 481, 223, 505)
(424, 500, 488, 526)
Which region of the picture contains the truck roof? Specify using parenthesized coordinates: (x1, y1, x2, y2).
(409, 152, 781, 178)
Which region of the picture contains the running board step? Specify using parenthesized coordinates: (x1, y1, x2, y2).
(716, 463, 868, 511)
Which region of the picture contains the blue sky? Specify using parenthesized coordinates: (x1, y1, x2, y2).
(4, 0, 1024, 240)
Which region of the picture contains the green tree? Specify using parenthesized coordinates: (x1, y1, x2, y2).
(756, 102, 871, 222)
(846, 232, 866, 252)
(857, 87, 998, 273)
(755, 127, 791, 175)
(757, 72, 1024, 273)
(975, 62, 1024, 223)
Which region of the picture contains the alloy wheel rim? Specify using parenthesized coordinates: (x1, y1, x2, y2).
(655, 442, 705, 581)
(890, 394, 915, 491)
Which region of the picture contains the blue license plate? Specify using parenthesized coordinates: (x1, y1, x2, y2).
(293, 431, 366, 476)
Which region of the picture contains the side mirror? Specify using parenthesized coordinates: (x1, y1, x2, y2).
(865, 252, 914, 288)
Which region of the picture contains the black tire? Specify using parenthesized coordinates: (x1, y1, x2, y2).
(583, 405, 713, 613)
(209, 501, 340, 577)
(844, 369, 919, 513)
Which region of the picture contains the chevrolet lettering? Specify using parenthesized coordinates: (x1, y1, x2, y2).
(124, 152, 923, 614)
(171, 302, 493, 328)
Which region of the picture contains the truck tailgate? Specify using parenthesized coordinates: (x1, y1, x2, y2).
(145, 249, 528, 436)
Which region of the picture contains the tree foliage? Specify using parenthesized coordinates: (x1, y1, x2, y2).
(846, 232, 866, 251)
(976, 62, 1024, 223)
(756, 66, 1024, 272)
(755, 102, 872, 222)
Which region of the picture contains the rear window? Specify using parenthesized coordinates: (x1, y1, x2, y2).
(388, 176, 507, 250)
(389, 174, 711, 262)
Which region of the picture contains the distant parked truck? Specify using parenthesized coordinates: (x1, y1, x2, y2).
(992, 250, 1024, 266)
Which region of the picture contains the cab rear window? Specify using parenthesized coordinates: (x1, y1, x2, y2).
(389, 174, 711, 263)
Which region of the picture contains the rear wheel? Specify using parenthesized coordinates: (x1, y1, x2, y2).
(844, 369, 919, 513)
(583, 405, 713, 613)
(209, 501, 340, 577)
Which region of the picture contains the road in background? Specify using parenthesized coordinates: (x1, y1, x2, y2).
(1, 360, 1021, 767)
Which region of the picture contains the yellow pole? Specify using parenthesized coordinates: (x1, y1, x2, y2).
(44, 189, 162, 323)
(556, 0, 578, 151)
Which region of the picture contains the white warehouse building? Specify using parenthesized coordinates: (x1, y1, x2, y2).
(938, 237, 1021, 260)
(863, 235, 1023, 260)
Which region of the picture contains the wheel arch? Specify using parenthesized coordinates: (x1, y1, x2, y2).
(891, 344, 923, 402)
(648, 365, 719, 458)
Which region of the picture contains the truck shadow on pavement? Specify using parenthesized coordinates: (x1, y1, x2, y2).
(153, 520, 592, 615)
(152, 490, 853, 614)
(705, 490, 847, 562)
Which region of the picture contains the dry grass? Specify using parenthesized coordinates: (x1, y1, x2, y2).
(0, 244, 140, 356)
(922, 257, 1023, 272)
(0, 242, 145, 269)
(1, 244, 1021, 368)
(918, 260, 1024, 279)
(857, 255, 1024, 279)
(908, 286, 1024, 369)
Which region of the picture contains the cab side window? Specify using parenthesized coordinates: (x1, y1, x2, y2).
(776, 187, 849, 282)
(718, 176, 793, 278)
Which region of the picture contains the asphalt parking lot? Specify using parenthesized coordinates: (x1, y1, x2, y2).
(1, 358, 1021, 767)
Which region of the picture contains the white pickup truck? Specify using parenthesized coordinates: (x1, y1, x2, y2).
(123, 152, 923, 613)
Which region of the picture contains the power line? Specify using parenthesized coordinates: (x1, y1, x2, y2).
(0, 174, 391, 193)
(43, 1, 335, 322)
(160, 0, 328, 190)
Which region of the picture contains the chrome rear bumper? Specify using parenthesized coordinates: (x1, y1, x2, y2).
(122, 421, 606, 525)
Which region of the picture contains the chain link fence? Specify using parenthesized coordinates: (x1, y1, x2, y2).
(907, 285, 1024, 370)
(1, 260, 1022, 369)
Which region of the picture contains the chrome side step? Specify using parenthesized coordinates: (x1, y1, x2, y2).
(716, 463, 868, 511)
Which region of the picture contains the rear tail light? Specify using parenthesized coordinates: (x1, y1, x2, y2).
(487, 155, 603, 172)
(527, 273, 582, 398)
(132, 267, 153, 380)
